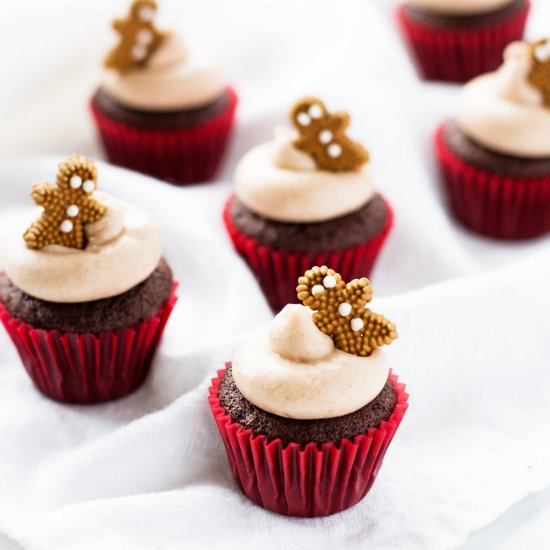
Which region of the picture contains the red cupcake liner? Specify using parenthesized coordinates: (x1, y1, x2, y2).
(0, 284, 178, 404)
(223, 195, 393, 312)
(209, 365, 408, 517)
(90, 87, 238, 185)
(397, 2, 530, 83)
(434, 124, 550, 240)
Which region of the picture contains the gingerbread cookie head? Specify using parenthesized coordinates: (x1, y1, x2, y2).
(104, 0, 166, 73)
(290, 97, 370, 172)
(528, 38, 550, 106)
(296, 266, 397, 357)
(23, 156, 107, 250)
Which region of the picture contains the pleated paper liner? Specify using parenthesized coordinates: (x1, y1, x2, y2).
(0, 284, 178, 404)
(223, 195, 394, 313)
(397, 1, 530, 83)
(209, 365, 408, 517)
(434, 124, 550, 240)
(90, 87, 238, 185)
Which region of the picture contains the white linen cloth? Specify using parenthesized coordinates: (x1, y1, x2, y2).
(0, 1, 549, 548)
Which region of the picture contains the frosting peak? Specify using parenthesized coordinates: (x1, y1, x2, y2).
(269, 304, 333, 362)
(456, 41, 550, 158)
(271, 127, 317, 172)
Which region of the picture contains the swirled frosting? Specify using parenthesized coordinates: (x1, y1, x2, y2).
(2, 193, 162, 303)
(102, 33, 226, 111)
(408, 0, 514, 15)
(234, 128, 374, 223)
(456, 41, 550, 158)
(232, 305, 389, 420)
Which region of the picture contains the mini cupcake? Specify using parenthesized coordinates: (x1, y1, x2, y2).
(90, 0, 237, 185)
(224, 96, 393, 312)
(435, 39, 550, 240)
(397, 0, 530, 82)
(209, 266, 408, 517)
(0, 156, 177, 404)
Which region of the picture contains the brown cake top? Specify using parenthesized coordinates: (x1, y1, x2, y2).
(529, 38, 550, 106)
(23, 156, 107, 250)
(104, 0, 166, 73)
(296, 266, 397, 357)
(290, 97, 369, 172)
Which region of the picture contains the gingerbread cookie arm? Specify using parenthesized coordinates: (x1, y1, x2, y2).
(112, 18, 125, 32)
(332, 111, 350, 132)
(30, 184, 59, 209)
(80, 198, 107, 224)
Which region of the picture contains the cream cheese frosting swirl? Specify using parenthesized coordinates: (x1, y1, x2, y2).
(102, 33, 226, 111)
(3, 193, 162, 303)
(232, 304, 390, 420)
(408, 0, 514, 16)
(234, 128, 374, 223)
(456, 41, 550, 158)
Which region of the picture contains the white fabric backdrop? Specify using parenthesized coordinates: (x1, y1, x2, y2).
(0, 1, 549, 548)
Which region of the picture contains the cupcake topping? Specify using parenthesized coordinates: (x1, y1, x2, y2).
(291, 97, 369, 172)
(529, 39, 550, 106)
(234, 98, 375, 223)
(104, 0, 166, 73)
(101, 5, 225, 111)
(297, 266, 397, 357)
(231, 267, 395, 419)
(23, 156, 106, 250)
(456, 40, 550, 158)
(3, 157, 163, 303)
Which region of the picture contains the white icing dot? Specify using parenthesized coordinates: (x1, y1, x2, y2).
(327, 143, 342, 158)
(319, 129, 333, 144)
(136, 29, 153, 45)
(312, 285, 324, 297)
(351, 318, 364, 332)
(535, 42, 550, 62)
(297, 112, 311, 127)
(70, 175, 82, 189)
(131, 44, 148, 61)
(82, 180, 95, 193)
(139, 6, 156, 22)
(308, 104, 323, 119)
(338, 303, 352, 317)
(323, 275, 336, 288)
(66, 204, 79, 217)
(60, 220, 74, 233)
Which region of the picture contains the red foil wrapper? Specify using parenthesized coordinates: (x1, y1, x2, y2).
(90, 87, 238, 185)
(435, 124, 550, 240)
(0, 284, 178, 404)
(209, 365, 409, 517)
(397, 2, 530, 83)
(223, 195, 394, 312)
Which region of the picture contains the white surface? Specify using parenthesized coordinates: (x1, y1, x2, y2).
(0, 1, 549, 548)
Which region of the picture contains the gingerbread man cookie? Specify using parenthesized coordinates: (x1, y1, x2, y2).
(104, 0, 166, 72)
(296, 266, 397, 357)
(24, 156, 107, 250)
(290, 97, 370, 172)
(529, 38, 550, 106)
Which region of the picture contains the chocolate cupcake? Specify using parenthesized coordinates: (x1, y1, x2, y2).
(224, 96, 393, 312)
(0, 155, 177, 403)
(435, 39, 550, 239)
(90, 0, 237, 185)
(397, 0, 530, 82)
(209, 266, 408, 517)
